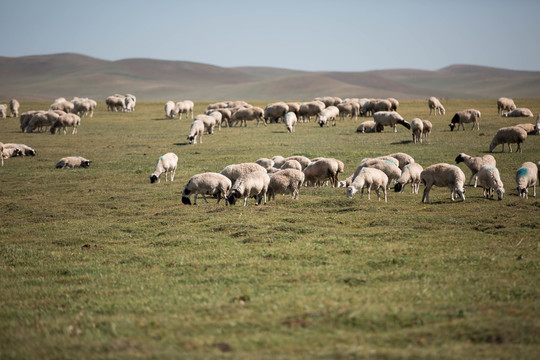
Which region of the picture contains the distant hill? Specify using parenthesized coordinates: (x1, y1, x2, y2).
(1, 53, 540, 101)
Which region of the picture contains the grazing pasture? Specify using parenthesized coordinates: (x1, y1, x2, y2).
(1, 98, 539, 359)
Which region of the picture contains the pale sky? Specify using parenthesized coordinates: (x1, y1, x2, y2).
(1, 0, 539, 72)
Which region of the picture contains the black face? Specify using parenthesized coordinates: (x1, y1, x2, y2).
(181, 196, 192, 205)
(150, 175, 158, 183)
(81, 161, 90, 168)
(455, 154, 464, 164)
(29, 150, 36, 156)
(449, 124, 456, 131)
(394, 183, 402, 192)
(187, 136, 194, 143)
(226, 193, 238, 205)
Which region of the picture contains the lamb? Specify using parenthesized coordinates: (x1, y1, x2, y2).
(394, 163, 424, 194)
(284, 112, 297, 132)
(373, 111, 411, 132)
(280, 159, 302, 171)
(187, 120, 205, 144)
(428, 97, 445, 115)
(455, 153, 496, 187)
(175, 100, 194, 120)
(264, 102, 289, 123)
(9, 99, 20, 117)
(356, 121, 383, 133)
(489, 126, 527, 153)
(0, 104, 8, 118)
(318, 106, 339, 127)
(303, 158, 340, 187)
(387, 98, 399, 112)
(226, 171, 270, 206)
(50, 113, 81, 135)
(422, 120, 432, 141)
(195, 114, 217, 134)
(268, 169, 305, 200)
(476, 166, 505, 200)
(220, 163, 267, 183)
(515, 162, 537, 198)
(165, 101, 176, 119)
(497, 97, 517, 114)
(3, 143, 36, 156)
(449, 109, 481, 131)
(336, 102, 360, 121)
(149, 153, 178, 183)
(420, 163, 466, 203)
(55, 156, 91, 169)
(256, 158, 275, 170)
(386, 152, 415, 169)
(346, 167, 388, 202)
(298, 101, 325, 123)
(181, 172, 232, 205)
(411, 118, 424, 144)
(501, 108, 533, 118)
(49, 101, 74, 113)
(231, 107, 266, 127)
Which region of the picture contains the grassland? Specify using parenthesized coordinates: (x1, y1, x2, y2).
(0, 99, 539, 359)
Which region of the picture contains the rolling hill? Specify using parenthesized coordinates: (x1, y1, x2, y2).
(1, 53, 539, 101)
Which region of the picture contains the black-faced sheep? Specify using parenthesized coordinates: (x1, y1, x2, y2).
(516, 162, 537, 199)
(420, 163, 466, 203)
(373, 111, 411, 132)
(346, 167, 388, 202)
(150, 153, 178, 183)
(394, 163, 424, 194)
(476, 166, 505, 200)
(318, 106, 339, 127)
(489, 126, 527, 153)
(449, 109, 481, 131)
(227, 171, 270, 206)
(3, 143, 36, 156)
(55, 156, 91, 169)
(455, 153, 496, 187)
(181, 172, 232, 205)
(428, 97, 445, 115)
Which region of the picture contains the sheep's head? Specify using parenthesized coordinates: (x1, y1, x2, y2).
(455, 154, 465, 164)
(496, 188, 505, 200)
(394, 183, 403, 192)
(81, 160, 91, 168)
(449, 123, 456, 131)
(346, 186, 358, 199)
(456, 187, 466, 201)
(226, 189, 241, 205)
(181, 196, 192, 205)
(187, 135, 195, 144)
(150, 174, 159, 183)
(488, 142, 495, 152)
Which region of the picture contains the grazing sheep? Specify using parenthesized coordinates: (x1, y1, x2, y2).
(449, 109, 481, 131)
(55, 156, 91, 169)
(165, 101, 176, 119)
(422, 120, 432, 141)
(73, 98, 96, 117)
(271, 155, 286, 168)
(50, 113, 81, 135)
(356, 120, 383, 133)
(286, 102, 301, 116)
(268, 169, 305, 200)
(386, 152, 415, 170)
(284, 156, 311, 170)
(207, 111, 223, 131)
(352, 158, 401, 189)
(0, 104, 7, 118)
(280, 159, 302, 171)
(187, 120, 205, 144)
(125, 94, 137, 112)
(455, 153, 496, 187)
(360, 99, 377, 117)
(175, 100, 194, 120)
(373, 111, 411, 132)
(411, 118, 424, 144)
(284, 112, 297, 132)
(181, 172, 232, 205)
(227, 171, 270, 206)
(26, 111, 61, 133)
(298, 101, 325, 123)
(106, 95, 125, 112)
(195, 114, 217, 135)
(264, 102, 289, 123)
(337, 102, 360, 121)
(428, 97, 445, 115)
(150, 153, 178, 183)
(318, 106, 339, 127)
(373, 99, 392, 113)
(497, 97, 517, 114)
(49, 101, 74, 113)
(315, 97, 342, 107)
(489, 126, 527, 153)
(9, 99, 20, 117)
(220, 163, 267, 183)
(394, 163, 424, 194)
(19, 111, 41, 132)
(303, 158, 340, 187)
(346, 167, 388, 202)
(476, 166, 505, 200)
(256, 158, 275, 170)
(515, 162, 537, 198)
(501, 108, 534, 118)
(420, 163, 466, 203)
(206, 102, 228, 111)
(231, 107, 266, 127)
(387, 98, 399, 112)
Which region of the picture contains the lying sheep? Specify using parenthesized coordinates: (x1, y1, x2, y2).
(181, 172, 231, 205)
(428, 97, 445, 115)
(318, 106, 339, 127)
(2, 146, 23, 160)
(387, 153, 415, 169)
(268, 169, 305, 200)
(55, 156, 91, 169)
(165, 101, 176, 119)
(264, 102, 289, 123)
(231, 107, 266, 127)
(373, 111, 411, 132)
(50, 113, 81, 135)
(195, 114, 217, 134)
(422, 120, 432, 141)
(150, 153, 178, 183)
(0, 104, 8, 118)
(449, 109, 481, 131)
(356, 120, 383, 133)
(501, 108, 534, 118)
(455, 153, 496, 187)
(420, 163, 466, 203)
(303, 158, 340, 187)
(280, 159, 302, 171)
(227, 171, 270, 206)
(9, 99, 20, 117)
(284, 112, 297, 132)
(220, 162, 267, 183)
(411, 118, 424, 144)
(476, 166, 505, 200)
(394, 163, 424, 194)
(516, 162, 537, 199)
(489, 126, 527, 153)
(337, 102, 360, 121)
(497, 97, 517, 114)
(187, 120, 205, 144)
(346, 167, 388, 202)
(3, 143, 36, 156)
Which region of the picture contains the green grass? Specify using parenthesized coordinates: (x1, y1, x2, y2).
(1, 99, 539, 359)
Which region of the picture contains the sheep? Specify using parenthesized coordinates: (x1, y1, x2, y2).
(428, 97, 445, 115)
(264, 102, 289, 123)
(360, 99, 376, 117)
(187, 120, 205, 144)
(19, 111, 41, 132)
(9, 99, 20, 117)
(318, 106, 339, 127)
(411, 118, 424, 144)
(394, 163, 424, 194)
(220, 162, 267, 184)
(3, 143, 36, 156)
(195, 114, 217, 135)
(386, 152, 415, 170)
(489, 126, 527, 153)
(284, 112, 297, 132)
(125, 94, 137, 112)
(175, 100, 194, 120)
(25, 111, 61, 133)
(373, 111, 411, 132)
(50, 113, 81, 135)
(206, 102, 228, 111)
(2, 146, 23, 160)
(315, 97, 342, 107)
(181, 172, 232, 205)
(352, 158, 401, 189)
(497, 97, 516, 114)
(231, 107, 266, 127)
(476, 166, 505, 200)
(346, 167, 388, 202)
(356, 121, 383, 133)
(286, 102, 301, 116)
(72, 98, 96, 117)
(515, 123, 536, 134)
(165, 101, 176, 119)
(256, 158, 275, 170)
(268, 169, 305, 200)
(455, 153, 496, 187)
(284, 156, 311, 170)
(106, 95, 125, 112)
(53, 97, 67, 104)
(298, 101, 325, 123)
(373, 99, 392, 114)
(55, 156, 91, 169)
(336, 102, 360, 121)
(303, 158, 340, 187)
(280, 159, 302, 171)
(387, 98, 399, 112)
(0, 104, 8, 118)
(228, 100, 251, 109)
(149, 153, 178, 183)
(49, 101, 74, 113)
(536, 115, 540, 135)
(271, 156, 286, 168)
(207, 111, 223, 131)
(227, 171, 270, 206)
(449, 109, 481, 131)
(420, 163, 466, 203)
(515, 162, 537, 199)
(501, 108, 533, 118)
(422, 120, 432, 141)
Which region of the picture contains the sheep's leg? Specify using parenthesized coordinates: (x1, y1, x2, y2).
(201, 194, 209, 203)
(422, 184, 432, 203)
(360, 188, 364, 199)
(164, 170, 169, 182)
(383, 187, 387, 202)
(194, 193, 198, 205)
(393, 125, 397, 133)
(367, 187, 371, 200)
(508, 144, 512, 153)
(243, 196, 248, 206)
(449, 186, 455, 201)
(171, 169, 176, 182)
(375, 188, 380, 201)
(466, 173, 475, 186)
(517, 143, 522, 153)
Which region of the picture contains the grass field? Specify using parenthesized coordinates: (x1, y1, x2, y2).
(1, 99, 539, 359)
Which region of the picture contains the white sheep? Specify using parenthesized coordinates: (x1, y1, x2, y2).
(411, 118, 424, 144)
(271, 156, 286, 168)
(515, 162, 537, 198)
(286, 103, 301, 116)
(150, 153, 178, 183)
(181, 172, 232, 205)
(336, 102, 360, 121)
(3, 143, 36, 156)
(420, 163, 466, 203)
(55, 156, 91, 169)
(428, 97, 445, 115)
(373, 99, 392, 113)
(49, 101, 74, 113)
(268, 169, 305, 200)
(346, 167, 388, 202)
(373, 111, 411, 132)
(501, 108, 533, 118)
(298, 101, 325, 123)
(125, 94, 137, 112)
(387, 152, 415, 170)
(256, 158, 275, 170)
(449, 109, 481, 131)
(515, 123, 535, 134)
(489, 126, 527, 153)
(455, 153, 496, 187)
(0, 104, 8, 118)
(165, 101, 176, 119)
(0, 142, 4, 166)
(207, 111, 223, 131)
(387, 98, 399, 112)
(26, 111, 61, 133)
(9, 99, 20, 117)
(187, 120, 205, 144)
(394, 163, 424, 194)
(280, 159, 302, 171)
(175, 100, 194, 120)
(264, 102, 289, 123)
(227, 171, 270, 206)
(318, 106, 339, 127)
(352, 158, 401, 189)
(284, 112, 297, 133)
(231, 107, 266, 127)
(476, 166, 505, 200)
(106, 96, 125, 112)
(422, 120, 432, 141)
(195, 114, 217, 135)
(220, 163, 267, 184)
(497, 97, 517, 114)
(50, 113, 81, 135)
(356, 121, 383, 133)
(303, 158, 340, 187)
(284, 156, 311, 170)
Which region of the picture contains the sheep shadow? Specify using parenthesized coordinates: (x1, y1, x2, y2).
(391, 140, 413, 145)
(174, 142, 190, 146)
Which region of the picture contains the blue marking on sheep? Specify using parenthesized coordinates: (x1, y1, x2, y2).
(385, 160, 394, 164)
(404, 165, 410, 169)
(361, 168, 367, 172)
(486, 167, 495, 171)
(452, 165, 460, 170)
(159, 156, 164, 161)
(517, 167, 528, 178)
